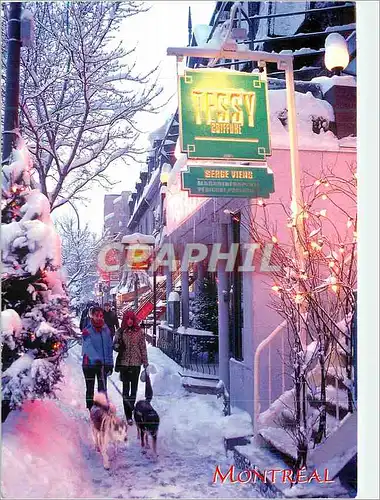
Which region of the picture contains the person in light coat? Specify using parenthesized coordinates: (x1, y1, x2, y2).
(113, 310, 148, 425)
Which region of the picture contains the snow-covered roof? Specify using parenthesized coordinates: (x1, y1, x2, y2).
(121, 233, 156, 245)
(130, 167, 160, 221)
(193, 24, 213, 47)
(147, 114, 173, 145)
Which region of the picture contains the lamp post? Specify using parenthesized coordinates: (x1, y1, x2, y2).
(161, 162, 173, 322)
(2, 2, 22, 166)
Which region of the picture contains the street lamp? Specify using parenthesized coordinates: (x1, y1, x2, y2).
(160, 163, 171, 186)
(324, 33, 349, 76)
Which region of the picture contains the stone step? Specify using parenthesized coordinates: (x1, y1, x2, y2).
(181, 376, 219, 395)
(224, 435, 252, 452)
(257, 427, 297, 469)
(308, 394, 350, 420)
(325, 372, 350, 391)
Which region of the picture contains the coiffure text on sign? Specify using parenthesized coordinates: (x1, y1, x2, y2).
(178, 68, 271, 161)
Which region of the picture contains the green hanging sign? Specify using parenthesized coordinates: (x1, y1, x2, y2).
(181, 164, 275, 198)
(178, 68, 271, 161)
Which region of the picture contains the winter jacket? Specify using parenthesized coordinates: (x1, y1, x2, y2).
(103, 310, 119, 336)
(113, 327, 148, 368)
(82, 323, 114, 368)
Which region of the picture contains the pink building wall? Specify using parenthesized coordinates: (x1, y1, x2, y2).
(164, 144, 356, 419)
(235, 146, 357, 418)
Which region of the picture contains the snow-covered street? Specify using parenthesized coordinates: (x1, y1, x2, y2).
(2, 344, 259, 499)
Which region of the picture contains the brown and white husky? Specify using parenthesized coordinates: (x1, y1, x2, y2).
(90, 392, 128, 469)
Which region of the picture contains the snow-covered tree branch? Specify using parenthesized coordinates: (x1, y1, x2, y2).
(56, 216, 104, 313)
(5, 2, 164, 211)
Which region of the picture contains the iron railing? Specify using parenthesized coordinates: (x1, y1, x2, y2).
(157, 324, 218, 376)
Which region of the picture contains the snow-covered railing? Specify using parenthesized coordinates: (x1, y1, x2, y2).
(253, 320, 287, 432)
(157, 324, 218, 376)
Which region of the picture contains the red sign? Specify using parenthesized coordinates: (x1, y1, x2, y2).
(125, 244, 154, 270)
(136, 302, 154, 321)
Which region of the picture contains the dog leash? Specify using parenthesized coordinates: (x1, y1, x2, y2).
(108, 376, 123, 398)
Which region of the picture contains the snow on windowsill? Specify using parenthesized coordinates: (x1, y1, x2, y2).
(104, 212, 114, 221)
(112, 195, 122, 205)
(311, 74, 356, 95)
(176, 326, 214, 337)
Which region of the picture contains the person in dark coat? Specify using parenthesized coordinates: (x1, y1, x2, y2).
(103, 302, 119, 337)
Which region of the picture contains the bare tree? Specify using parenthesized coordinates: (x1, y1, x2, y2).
(14, 2, 163, 211)
(244, 161, 357, 473)
(57, 216, 103, 313)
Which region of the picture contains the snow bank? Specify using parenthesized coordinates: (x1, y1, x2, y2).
(2, 344, 259, 499)
(1, 400, 95, 499)
(268, 89, 342, 149)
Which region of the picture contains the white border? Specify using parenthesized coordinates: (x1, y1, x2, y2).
(356, 1, 380, 498)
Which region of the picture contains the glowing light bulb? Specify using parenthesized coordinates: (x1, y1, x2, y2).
(272, 236, 278, 244)
(324, 32, 349, 72)
(258, 199, 264, 206)
(295, 293, 303, 304)
(331, 284, 339, 293)
(319, 209, 327, 217)
(329, 261, 335, 268)
(322, 194, 327, 200)
(315, 180, 321, 186)
(272, 285, 280, 293)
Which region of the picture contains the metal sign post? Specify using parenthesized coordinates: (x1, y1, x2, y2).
(168, 46, 305, 346)
(167, 46, 303, 257)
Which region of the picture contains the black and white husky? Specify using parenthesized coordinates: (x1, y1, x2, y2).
(90, 393, 128, 469)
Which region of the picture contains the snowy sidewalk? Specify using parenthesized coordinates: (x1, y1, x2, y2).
(2, 344, 258, 499)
